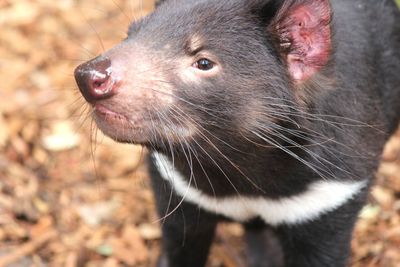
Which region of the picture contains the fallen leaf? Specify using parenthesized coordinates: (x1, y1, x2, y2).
(42, 121, 80, 151)
(77, 199, 120, 227)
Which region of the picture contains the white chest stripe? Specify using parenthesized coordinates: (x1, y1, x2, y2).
(153, 152, 367, 226)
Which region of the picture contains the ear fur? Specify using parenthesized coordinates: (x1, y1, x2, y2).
(268, 0, 332, 82)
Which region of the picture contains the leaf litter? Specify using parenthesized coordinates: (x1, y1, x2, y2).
(0, 1, 399, 266)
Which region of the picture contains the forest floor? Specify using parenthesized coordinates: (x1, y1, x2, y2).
(0, 1, 399, 266)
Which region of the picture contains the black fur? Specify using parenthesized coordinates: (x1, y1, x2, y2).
(149, 1, 400, 266)
(75, 0, 400, 266)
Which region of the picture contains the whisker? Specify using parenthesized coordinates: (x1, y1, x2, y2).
(267, 128, 352, 179)
(169, 105, 264, 193)
(164, 107, 217, 199)
(251, 130, 331, 181)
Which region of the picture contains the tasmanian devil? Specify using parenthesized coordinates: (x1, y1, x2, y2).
(74, 0, 400, 266)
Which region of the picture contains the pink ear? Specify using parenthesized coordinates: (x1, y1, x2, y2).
(270, 0, 332, 82)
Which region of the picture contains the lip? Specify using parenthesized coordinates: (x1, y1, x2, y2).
(92, 103, 154, 144)
(92, 104, 194, 145)
(93, 104, 131, 126)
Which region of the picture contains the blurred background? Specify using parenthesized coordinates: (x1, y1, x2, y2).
(0, 0, 399, 266)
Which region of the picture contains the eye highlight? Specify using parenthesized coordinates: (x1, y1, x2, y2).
(193, 58, 215, 71)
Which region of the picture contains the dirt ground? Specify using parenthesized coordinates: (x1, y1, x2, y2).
(0, 1, 399, 266)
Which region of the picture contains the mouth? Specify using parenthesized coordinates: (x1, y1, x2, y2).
(91, 103, 195, 147)
(94, 104, 130, 124)
(92, 103, 142, 143)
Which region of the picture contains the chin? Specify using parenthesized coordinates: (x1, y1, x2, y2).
(93, 115, 145, 144)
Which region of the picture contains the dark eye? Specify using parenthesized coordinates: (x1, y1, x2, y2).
(194, 58, 214, 71)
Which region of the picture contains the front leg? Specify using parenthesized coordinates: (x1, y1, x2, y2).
(149, 158, 218, 267)
(244, 219, 284, 267)
(275, 193, 367, 267)
(157, 201, 218, 267)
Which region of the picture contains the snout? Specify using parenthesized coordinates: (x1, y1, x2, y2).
(74, 56, 116, 103)
(72, 45, 187, 145)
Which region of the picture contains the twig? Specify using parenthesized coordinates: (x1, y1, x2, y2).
(0, 229, 58, 267)
(214, 245, 246, 267)
(65, 251, 78, 267)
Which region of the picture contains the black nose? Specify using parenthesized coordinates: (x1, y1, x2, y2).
(74, 56, 115, 103)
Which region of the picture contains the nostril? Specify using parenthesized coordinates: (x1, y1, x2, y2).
(91, 73, 111, 92)
(74, 56, 116, 103)
(93, 80, 104, 88)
